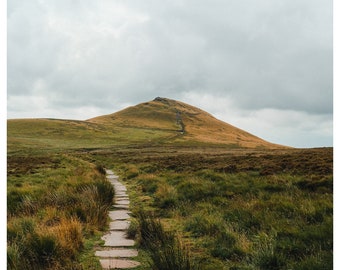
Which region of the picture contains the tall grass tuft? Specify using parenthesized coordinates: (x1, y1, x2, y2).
(251, 233, 287, 270)
(78, 184, 113, 229)
(7, 157, 114, 269)
(51, 217, 83, 259)
(7, 243, 21, 270)
(95, 164, 106, 175)
(137, 210, 196, 270)
(154, 183, 178, 209)
(8, 216, 83, 270)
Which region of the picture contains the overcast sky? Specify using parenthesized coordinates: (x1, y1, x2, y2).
(7, 0, 333, 148)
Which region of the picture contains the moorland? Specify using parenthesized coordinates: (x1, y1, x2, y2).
(7, 98, 333, 269)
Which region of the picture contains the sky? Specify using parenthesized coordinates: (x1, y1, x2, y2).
(6, 0, 333, 148)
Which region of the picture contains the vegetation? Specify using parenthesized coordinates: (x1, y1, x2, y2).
(104, 146, 333, 270)
(7, 154, 114, 269)
(7, 98, 333, 269)
(8, 98, 285, 151)
(136, 210, 195, 270)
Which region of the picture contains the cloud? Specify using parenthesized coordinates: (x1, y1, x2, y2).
(180, 92, 333, 148)
(7, 0, 333, 147)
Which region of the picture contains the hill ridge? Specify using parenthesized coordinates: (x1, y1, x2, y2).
(8, 97, 288, 150)
(88, 97, 287, 149)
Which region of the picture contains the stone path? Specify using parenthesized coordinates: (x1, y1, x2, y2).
(95, 170, 140, 269)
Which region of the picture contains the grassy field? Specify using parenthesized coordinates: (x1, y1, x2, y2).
(82, 146, 333, 270)
(7, 98, 333, 269)
(7, 144, 333, 270)
(7, 152, 114, 269)
(8, 98, 287, 153)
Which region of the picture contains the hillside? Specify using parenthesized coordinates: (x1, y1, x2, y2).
(8, 97, 286, 151)
(88, 97, 285, 148)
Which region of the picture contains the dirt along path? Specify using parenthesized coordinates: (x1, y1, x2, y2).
(95, 170, 140, 269)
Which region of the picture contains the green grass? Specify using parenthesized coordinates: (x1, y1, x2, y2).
(8, 97, 289, 152)
(7, 155, 114, 269)
(113, 153, 333, 270)
(77, 231, 104, 270)
(7, 118, 180, 153)
(135, 210, 195, 270)
(7, 108, 332, 269)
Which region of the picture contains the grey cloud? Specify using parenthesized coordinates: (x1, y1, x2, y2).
(113, 0, 332, 113)
(7, 0, 333, 146)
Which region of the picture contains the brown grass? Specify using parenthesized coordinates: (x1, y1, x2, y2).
(48, 217, 83, 258)
(88, 98, 287, 148)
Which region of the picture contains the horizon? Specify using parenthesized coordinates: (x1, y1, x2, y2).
(6, 96, 333, 149)
(7, 1, 333, 148)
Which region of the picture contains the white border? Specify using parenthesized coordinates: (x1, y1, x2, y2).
(333, 0, 338, 268)
(1, 0, 7, 268)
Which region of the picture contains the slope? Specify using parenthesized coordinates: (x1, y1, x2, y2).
(88, 97, 285, 148)
(8, 97, 287, 152)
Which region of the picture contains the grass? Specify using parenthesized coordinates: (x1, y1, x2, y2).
(7, 118, 176, 153)
(8, 98, 288, 152)
(7, 99, 332, 269)
(8, 142, 332, 269)
(7, 155, 114, 269)
(107, 147, 333, 270)
(77, 230, 105, 270)
(136, 210, 195, 270)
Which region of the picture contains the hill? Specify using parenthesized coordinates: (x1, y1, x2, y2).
(88, 97, 284, 148)
(8, 97, 286, 151)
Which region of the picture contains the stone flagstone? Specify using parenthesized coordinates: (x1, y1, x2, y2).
(109, 220, 130, 230)
(113, 204, 129, 209)
(115, 196, 129, 200)
(96, 249, 138, 258)
(109, 210, 131, 220)
(100, 259, 141, 269)
(102, 231, 135, 248)
(115, 192, 128, 195)
(115, 199, 130, 205)
(116, 196, 129, 199)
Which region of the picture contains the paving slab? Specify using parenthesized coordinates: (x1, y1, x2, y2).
(113, 204, 130, 210)
(109, 210, 131, 220)
(100, 259, 141, 269)
(116, 197, 129, 201)
(115, 195, 129, 199)
(95, 249, 138, 258)
(107, 176, 119, 180)
(102, 231, 135, 247)
(115, 194, 129, 200)
(114, 193, 128, 198)
(115, 199, 130, 205)
(113, 182, 126, 187)
(115, 187, 127, 192)
(109, 220, 130, 230)
(115, 190, 127, 194)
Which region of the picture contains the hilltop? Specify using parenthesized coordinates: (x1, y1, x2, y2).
(88, 97, 285, 148)
(8, 97, 286, 151)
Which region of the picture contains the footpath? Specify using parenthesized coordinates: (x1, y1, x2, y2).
(95, 170, 141, 269)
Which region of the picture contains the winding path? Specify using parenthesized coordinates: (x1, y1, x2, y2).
(95, 170, 140, 269)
